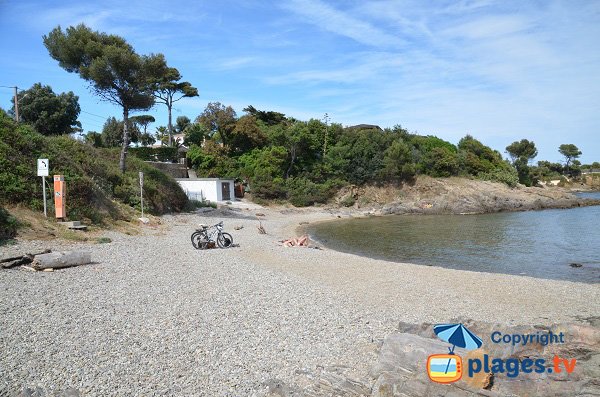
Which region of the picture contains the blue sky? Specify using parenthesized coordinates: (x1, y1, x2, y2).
(0, 0, 598, 163)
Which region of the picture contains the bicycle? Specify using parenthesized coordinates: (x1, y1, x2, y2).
(191, 221, 234, 249)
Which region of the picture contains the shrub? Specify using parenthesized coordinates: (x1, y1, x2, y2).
(0, 206, 18, 241)
(129, 146, 155, 161)
(286, 177, 335, 207)
(183, 199, 216, 211)
(129, 146, 179, 162)
(0, 112, 188, 224)
(340, 195, 355, 207)
(478, 164, 519, 187)
(423, 147, 459, 177)
(154, 147, 178, 162)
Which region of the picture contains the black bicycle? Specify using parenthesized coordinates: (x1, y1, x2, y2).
(191, 221, 233, 249)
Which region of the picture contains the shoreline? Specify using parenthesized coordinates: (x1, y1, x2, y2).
(1, 206, 599, 395)
(297, 204, 600, 285)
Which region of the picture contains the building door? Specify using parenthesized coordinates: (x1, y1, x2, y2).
(221, 182, 231, 201)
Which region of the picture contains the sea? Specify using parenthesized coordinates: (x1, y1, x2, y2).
(308, 192, 600, 283)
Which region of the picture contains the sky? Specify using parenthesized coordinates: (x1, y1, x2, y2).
(0, 0, 599, 163)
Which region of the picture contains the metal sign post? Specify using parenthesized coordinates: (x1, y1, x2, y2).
(139, 171, 144, 218)
(37, 159, 49, 217)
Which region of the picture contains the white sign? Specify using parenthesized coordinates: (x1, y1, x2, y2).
(139, 171, 144, 187)
(37, 159, 49, 177)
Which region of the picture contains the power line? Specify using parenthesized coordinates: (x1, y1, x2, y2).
(80, 110, 108, 120)
(78, 119, 106, 129)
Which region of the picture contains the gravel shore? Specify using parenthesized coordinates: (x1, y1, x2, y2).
(1, 205, 598, 396)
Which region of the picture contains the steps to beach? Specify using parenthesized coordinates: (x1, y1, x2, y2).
(57, 220, 87, 230)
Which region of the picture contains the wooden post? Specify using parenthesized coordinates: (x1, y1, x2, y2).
(42, 176, 47, 217)
(14, 86, 19, 122)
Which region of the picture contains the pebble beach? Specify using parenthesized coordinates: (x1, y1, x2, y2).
(1, 206, 598, 396)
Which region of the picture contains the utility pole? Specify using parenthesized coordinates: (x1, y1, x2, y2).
(14, 86, 19, 123)
(323, 113, 329, 158)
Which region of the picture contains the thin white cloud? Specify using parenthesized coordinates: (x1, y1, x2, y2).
(281, 0, 402, 47)
(442, 15, 532, 39)
(217, 57, 260, 70)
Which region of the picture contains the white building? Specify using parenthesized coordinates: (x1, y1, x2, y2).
(176, 178, 235, 203)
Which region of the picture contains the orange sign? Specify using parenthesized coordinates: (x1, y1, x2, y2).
(53, 175, 66, 219)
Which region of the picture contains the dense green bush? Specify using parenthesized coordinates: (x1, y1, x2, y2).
(155, 147, 178, 162)
(187, 142, 238, 177)
(478, 163, 520, 187)
(129, 146, 155, 161)
(0, 206, 18, 240)
(423, 147, 459, 177)
(285, 177, 337, 207)
(183, 105, 538, 207)
(0, 112, 188, 224)
(129, 146, 178, 162)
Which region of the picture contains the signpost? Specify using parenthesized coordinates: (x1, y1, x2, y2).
(139, 171, 144, 218)
(37, 159, 49, 217)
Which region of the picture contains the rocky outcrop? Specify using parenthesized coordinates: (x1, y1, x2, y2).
(255, 319, 600, 397)
(371, 320, 600, 396)
(336, 177, 600, 215)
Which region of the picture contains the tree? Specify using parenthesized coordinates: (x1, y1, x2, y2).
(155, 126, 169, 146)
(44, 23, 162, 172)
(149, 61, 198, 146)
(11, 83, 81, 135)
(506, 139, 538, 186)
(130, 115, 155, 147)
(558, 144, 582, 171)
(505, 139, 538, 163)
(243, 105, 286, 126)
(174, 116, 191, 134)
(139, 132, 156, 147)
(101, 117, 140, 147)
(457, 135, 503, 176)
(196, 102, 237, 145)
(83, 131, 103, 147)
(130, 115, 155, 135)
(101, 117, 123, 147)
(382, 140, 416, 181)
(183, 123, 209, 147)
(230, 115, 267, 155)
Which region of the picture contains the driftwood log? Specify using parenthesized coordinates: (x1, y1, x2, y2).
(31, 251, 91, 270)
(0, 250, 51, 269)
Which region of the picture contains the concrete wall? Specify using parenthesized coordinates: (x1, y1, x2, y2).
(176, 179, 235, 202)
(146, 162, 188, 178)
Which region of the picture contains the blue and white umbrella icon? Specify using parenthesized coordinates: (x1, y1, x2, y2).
(434, 323, 483, 374)
(434, 323, 482, 354)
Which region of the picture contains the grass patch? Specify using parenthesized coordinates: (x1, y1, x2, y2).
(183, 199, 217, 211)
(58, 229, 89, 242)
(0, 238, 17, 247)
(96, 237, 112, 244)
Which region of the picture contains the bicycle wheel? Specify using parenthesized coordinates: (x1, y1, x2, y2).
(217, 232, 233, 248)
(191, 232, 208, 250)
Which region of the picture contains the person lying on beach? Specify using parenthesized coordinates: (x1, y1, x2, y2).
(281, 235, 309, 247)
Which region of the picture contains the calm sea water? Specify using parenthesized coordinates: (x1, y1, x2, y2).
(309, 192, 600, 283)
